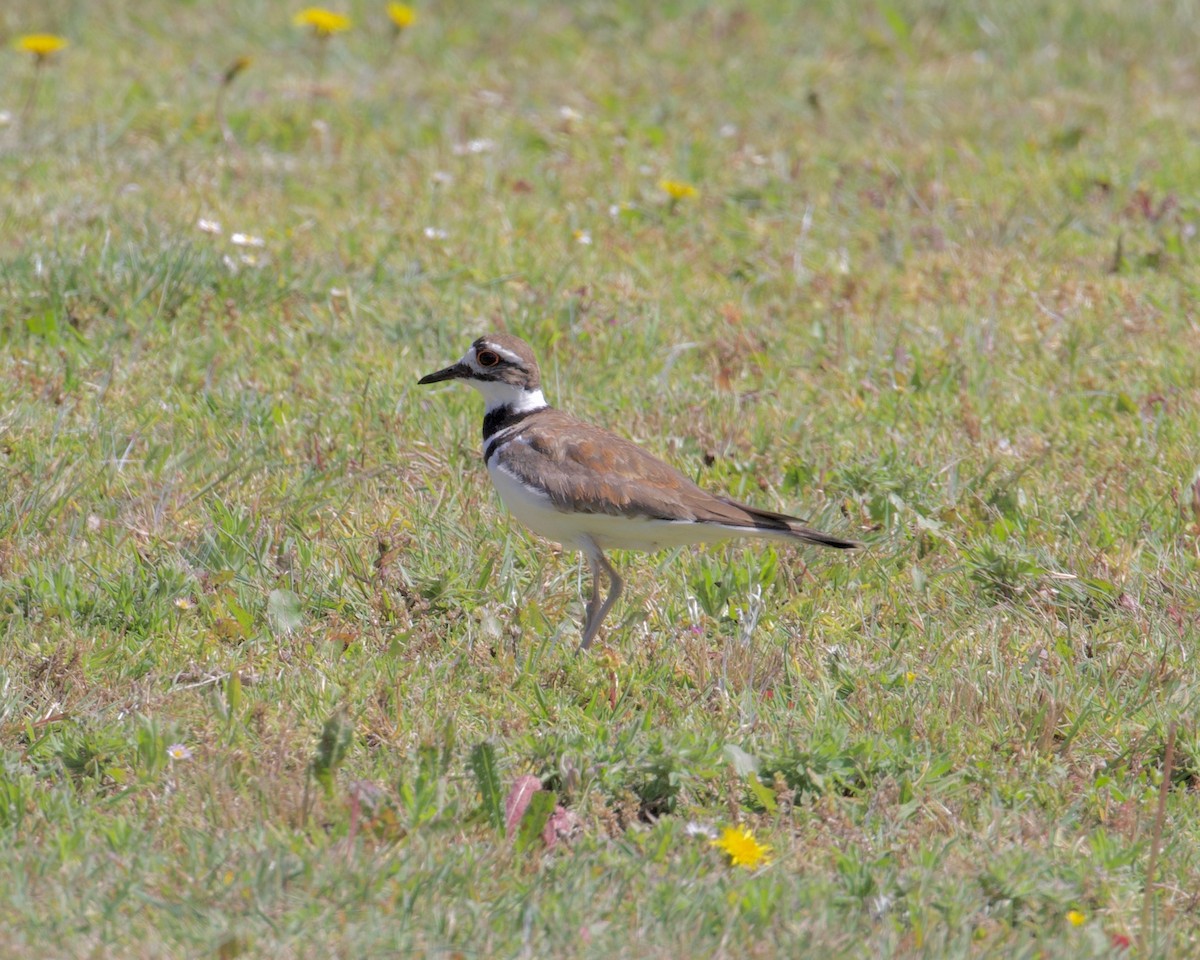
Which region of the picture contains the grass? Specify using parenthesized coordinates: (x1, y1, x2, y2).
(1, 0, 1199, 955)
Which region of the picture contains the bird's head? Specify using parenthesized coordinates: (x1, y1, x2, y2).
(418, 333, 545, 411)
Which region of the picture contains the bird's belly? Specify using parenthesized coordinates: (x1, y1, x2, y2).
(487, 461, 737, 552)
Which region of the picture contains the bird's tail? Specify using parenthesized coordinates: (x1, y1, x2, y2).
(727, 500, 864, 550)
(782, 524, 863, 550)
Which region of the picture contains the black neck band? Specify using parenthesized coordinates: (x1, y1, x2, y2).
(482, 405, 542, 459)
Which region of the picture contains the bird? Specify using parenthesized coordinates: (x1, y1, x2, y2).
(418, 333, 863, 650)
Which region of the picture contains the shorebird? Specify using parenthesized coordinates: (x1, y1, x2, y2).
(418, 333, 862, 649)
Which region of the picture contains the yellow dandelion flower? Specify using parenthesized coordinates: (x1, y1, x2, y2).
(711, 825, 771, 869)
(1066, 910, 1085, 927)
(659, 179, 698, 201)
(294, 8, 352, 36)
(15, 34, 68, 61)
(387, 3, 418, 30)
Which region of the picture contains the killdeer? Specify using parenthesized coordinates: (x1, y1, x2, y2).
(418, 333, 862, 650)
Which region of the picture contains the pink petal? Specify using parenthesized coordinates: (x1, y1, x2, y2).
(504, 775, 543, 838)
(542, 806, 581, 849)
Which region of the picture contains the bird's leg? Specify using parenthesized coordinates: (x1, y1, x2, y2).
(579, 541, 622, 651)
(579, 547, 604, 650)
(581, 556, 601, 638)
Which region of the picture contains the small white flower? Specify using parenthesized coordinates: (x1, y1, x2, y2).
(230, 233, 265, 247)
(174, 597, 194, 610)
(423, 227, 448, 240)
(559, 106, 582, 122)
(0, 111, 12, 127)
(197, 218, 222, 235)
(574, 229, 592, 245)
(718, 122, 738, 138)
(167, 743, 193, 761)
(222, 254, 238, 273)
(685, 821, 717, 839)
(453, 138, 495, 156)
(431, 170, 454, 186)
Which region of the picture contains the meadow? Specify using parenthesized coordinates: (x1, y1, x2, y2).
(1, 0, 1199, 955)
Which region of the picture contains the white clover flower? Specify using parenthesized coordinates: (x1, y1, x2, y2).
(453, 138, 495, 156)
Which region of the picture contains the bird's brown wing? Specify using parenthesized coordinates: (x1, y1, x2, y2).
(494, 410, 861, 548)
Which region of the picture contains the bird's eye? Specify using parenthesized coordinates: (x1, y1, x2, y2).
(477, 350, 500, 367)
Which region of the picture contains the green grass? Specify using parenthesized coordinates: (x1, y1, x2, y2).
(2, 0, 1199, 955)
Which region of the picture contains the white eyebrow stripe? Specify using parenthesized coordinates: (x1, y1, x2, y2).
(480, 342, 525, 364)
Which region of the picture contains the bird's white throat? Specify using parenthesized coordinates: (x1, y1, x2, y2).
(474, 381, 547, 414)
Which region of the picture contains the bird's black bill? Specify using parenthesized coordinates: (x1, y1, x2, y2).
(417, 362, 469, 385)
